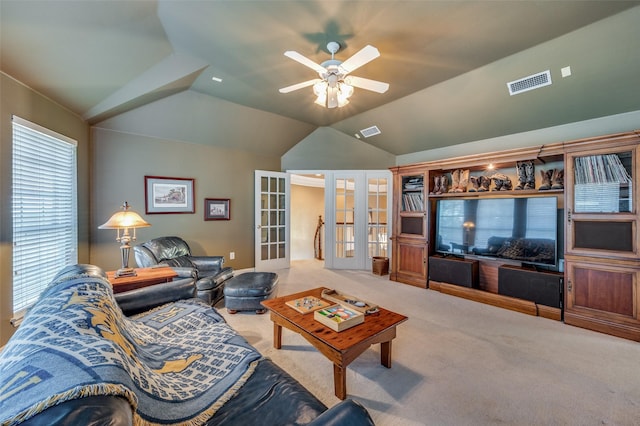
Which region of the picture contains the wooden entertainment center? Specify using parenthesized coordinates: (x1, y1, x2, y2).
(390, 130, 640, 341)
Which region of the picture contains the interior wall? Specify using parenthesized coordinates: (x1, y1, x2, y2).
(291, 184, 324, 260)
(282, 127, 395, 171)
(397, 110, 640, 165)
(0, 72, 90, 346)
(91, 127, 280, 272)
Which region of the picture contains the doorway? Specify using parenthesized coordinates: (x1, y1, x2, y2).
(289, 170, 391, 271)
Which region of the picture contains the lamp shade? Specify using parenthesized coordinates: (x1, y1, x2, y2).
(99, 202, 150, 229)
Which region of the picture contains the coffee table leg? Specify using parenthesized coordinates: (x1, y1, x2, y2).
(273, 323, 282, 349)
(333, 364, 347, 400)
(381, 340, 392, 368)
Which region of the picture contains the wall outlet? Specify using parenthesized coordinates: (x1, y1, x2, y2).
(229, 251, 235, 260)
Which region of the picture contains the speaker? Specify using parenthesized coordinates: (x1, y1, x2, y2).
(498, 266, 562, 308)
(429, 256, 479, 288)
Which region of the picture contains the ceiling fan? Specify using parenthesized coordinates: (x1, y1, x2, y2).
(279, 41, 389, 108)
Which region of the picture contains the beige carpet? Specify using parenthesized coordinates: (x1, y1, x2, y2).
(218, 260, 640, 425)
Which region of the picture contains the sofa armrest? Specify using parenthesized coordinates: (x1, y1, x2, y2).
(20, 395, 133, 426)
(307, 399, 375, 426)
(189, 256, 225, 272)
(114, 275, 196, 316)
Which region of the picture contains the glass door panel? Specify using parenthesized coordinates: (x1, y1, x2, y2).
(335, 177, 355, 258)
(368, 177, 388, 258)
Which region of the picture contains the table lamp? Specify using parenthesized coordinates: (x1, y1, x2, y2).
(99, 201, 151, 277)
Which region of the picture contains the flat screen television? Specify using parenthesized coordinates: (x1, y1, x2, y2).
(435, 196, 558, 268)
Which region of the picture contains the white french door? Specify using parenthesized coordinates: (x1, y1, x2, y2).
(254, 170, 290, 271)
(324, 171, 392, 270)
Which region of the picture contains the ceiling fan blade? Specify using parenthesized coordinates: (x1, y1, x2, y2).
(279, 79, 320, 94)
(340, 45, 380, 73)
(344, 75, 389, 93)
(284, 51, 327, 74)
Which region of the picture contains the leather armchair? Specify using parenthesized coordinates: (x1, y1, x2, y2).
(133, 236, 233, 306)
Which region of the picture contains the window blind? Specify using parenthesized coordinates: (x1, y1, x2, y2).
(12, 116, 78, 317)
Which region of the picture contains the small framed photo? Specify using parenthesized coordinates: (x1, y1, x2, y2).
(145, 176, 195, 214)
(204, 198, 230, 221)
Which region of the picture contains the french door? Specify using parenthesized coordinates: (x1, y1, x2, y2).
(254, 170, 290, 271)
(325, 171, 391, 270)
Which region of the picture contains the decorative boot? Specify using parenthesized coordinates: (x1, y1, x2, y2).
(430, 176, 441, 195)
(515, 161, 527, 190)
(448, 170, 460, 193)
(478, 175, 491, 192)
(551, 169, 564, 189)
(438, 174, 448, 194)
(469, 176, 480, 192)
(455, 169, 469, 192)
(538, 169, 553, 190)
(491, 173, 508, 191)
(524, 160, 535, 190)
(502, 176, 512, 190)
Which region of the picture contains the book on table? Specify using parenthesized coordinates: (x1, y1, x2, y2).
(314, 304, 365, 332)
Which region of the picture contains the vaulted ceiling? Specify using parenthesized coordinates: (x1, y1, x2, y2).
(2, 1, 640, 156)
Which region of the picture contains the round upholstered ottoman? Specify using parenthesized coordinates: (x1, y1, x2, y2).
(224, 272, 278, 314)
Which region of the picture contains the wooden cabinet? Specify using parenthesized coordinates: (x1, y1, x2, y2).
(564, 132, 640, 341)
(390, 130, 640, 341)
(390, 166, 428, 287)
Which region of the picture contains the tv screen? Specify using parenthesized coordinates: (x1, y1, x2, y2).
(435, 196, 558, 267)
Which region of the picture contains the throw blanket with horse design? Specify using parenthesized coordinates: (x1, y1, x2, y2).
(0, 275, 260, 425)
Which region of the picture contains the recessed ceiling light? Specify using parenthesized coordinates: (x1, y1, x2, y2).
(211, 76, 223, 83)
(355, 133, 361, 139)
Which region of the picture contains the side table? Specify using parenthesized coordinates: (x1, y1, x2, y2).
(107, 266, 178, 293)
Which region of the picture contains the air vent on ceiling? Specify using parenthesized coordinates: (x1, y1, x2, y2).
(507, 70, 552, 96)
(360, 125, 381, 138)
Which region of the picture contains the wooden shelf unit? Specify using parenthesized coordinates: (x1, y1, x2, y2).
(390, 130, 640, 341)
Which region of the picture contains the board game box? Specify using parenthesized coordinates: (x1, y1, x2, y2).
(314, 304, 365, 332)
(285, 296, 332, 314)
(320, 288, 378, 314)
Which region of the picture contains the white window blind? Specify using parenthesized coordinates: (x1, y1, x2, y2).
(12, 116, 78, 317)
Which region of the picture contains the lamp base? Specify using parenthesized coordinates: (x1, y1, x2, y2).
(115, 267, 137, 278)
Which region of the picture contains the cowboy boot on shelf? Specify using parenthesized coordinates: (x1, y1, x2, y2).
(514, 161, 527, 190)
(538, 169, 553, 190)
(491, 173, 506, 191)
(524, 160, 535, 190)
(469, 176, 480, 192)
(501, 176, 513, 190)
(551, 169, 564, 189)
(448, 170, 460, 193)
(479, 175, 491, 192)
(430, 176, 441, 195)
(455, 169, 469, 192)
(438, 174, 449, 194)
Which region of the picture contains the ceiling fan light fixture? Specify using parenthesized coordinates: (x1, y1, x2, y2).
(281, 41, 387, 108)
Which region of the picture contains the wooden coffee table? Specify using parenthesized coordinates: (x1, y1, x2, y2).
(261, 287, 408, 399)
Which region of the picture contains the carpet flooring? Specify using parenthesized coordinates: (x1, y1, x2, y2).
(218, 260, 640, 426)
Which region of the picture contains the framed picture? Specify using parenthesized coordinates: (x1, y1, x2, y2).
(145, 176, 195, 214)
(204, 198, 230, 221)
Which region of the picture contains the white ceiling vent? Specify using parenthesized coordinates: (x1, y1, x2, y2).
(360, 125, 381, 138)
(507, 70, 552, 96)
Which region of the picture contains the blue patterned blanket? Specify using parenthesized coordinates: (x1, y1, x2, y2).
(0, 274, 261, 425)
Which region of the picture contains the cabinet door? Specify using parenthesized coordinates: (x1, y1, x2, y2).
(395, 239, 427, 288)
(397, 172, 428, 238)
(565, 146, 637, 260)
(565, 258, 640, 341)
